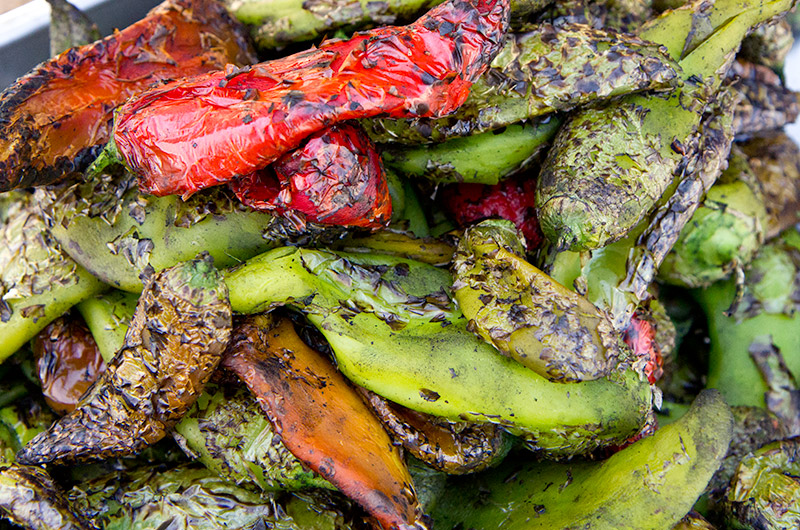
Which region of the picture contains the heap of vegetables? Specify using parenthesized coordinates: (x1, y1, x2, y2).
(0, 0, 798, 527)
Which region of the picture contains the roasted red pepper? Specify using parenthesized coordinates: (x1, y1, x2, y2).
(223, 316, 425, 530)
(440, 174, 544, 248)
(0, 0, 254, 192)
(113, 0, 511, 197)
(623, 312, 664, 385)
(230, 123, 392, 229)
(32, 314, 106, 415)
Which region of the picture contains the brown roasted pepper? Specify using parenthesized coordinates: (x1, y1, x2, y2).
(0, 0, 254, 192)
(16, 255, 231, 465)
(32, 313, 106, 415)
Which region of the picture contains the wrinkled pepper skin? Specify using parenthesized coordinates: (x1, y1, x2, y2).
(0, 464, 92, 530)
(67, 464, 356, 530)
(0, 0, 255, 192)
(659, 148, 767, 288)
(622, 89, 737, 300)
(36, 169, 281, 293)
(0, 192, 106, 363)
(364, 22, 679, 144)
(362, 389, 511, 475)
(16, 256, 231, 465)
(431, 389, 734, 530)
(729, 60, 799, 136)
(32, 314, 107, 415)
(452, 220, 624, 382)
(536, 0, 795, 251)
(440, 174, 544, 248)
(174, 383, 332, 491)
(230, 123, 392, 228)
(739, 131, 800, 239)
(724, 438, 800, 529)
(113, 0, 510, 197)
(225, 247, 652, 457)
(223, 315, 426, 530)
(227, 0, 549, 51)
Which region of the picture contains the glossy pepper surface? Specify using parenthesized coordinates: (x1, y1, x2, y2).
(16, 255, 232, 465)
(0, 0, 255, 192)
(230, 123, 392, 228)
(112, 0, 511, 197)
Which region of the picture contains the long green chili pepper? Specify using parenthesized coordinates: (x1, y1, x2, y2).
(228, 0, 550, 51)
(0, 192, 106, 364)
(16, 255, 231, 465)
(383, 118, 561, 184)
(67, 464, 359, 530)
(75, 290, 138, 363)
(535, 0, 795, 251)
(542, 88, 738, 329)
(696, 227, 800, 408)
(224, 246, 652, 457)
(35, 170, 286, 293)
(174, 383, 333, 491)
(453, 219, 625, 382)
(431, 389, 734, 530)
(364, 22, 679, 144)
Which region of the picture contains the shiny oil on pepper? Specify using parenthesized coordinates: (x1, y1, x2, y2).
(0, 0, 254, 192)
(230, 123, 392, 229)
(112, 0, 511, 197)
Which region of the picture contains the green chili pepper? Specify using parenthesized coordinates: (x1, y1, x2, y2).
(452, 219, 625, 382)
(536, 0, 794, 251)
(68, 464, 359, 530)
(225, 246, 652, 457)
(658, 147, 767, 288)
(35, 170, 284, 293)
(0, 191, 106, 364)
(174, 383, 333, 491)
(383, 118, 561, 184)
(365, 22, 679, 144)
(46, 0, 100, 56)
(696, 227, 800, 408)
(723, 438, 800, 529)
(0, 464, 91, 530)
(431, 389, 733, 530)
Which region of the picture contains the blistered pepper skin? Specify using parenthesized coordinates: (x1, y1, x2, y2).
(0, 0, 255, 192)
(223, 316, 426, 530)
(16, 256, 231, 465)
(230, 124, 392, 228)
(113, 0, 511, 197)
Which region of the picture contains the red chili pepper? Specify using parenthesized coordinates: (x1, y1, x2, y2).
(230, 123, 392, 228)
(623, 312, 664, 385)
(440, 174, 544, 248)
(113, 0, 511, 198)
(0, 0, 254, 192)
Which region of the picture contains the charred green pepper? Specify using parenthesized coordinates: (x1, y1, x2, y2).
(225, 246, 652, 457)
(453, 219, 625, 382)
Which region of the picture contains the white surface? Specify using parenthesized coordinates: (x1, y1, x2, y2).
(785, 42, 800, 145)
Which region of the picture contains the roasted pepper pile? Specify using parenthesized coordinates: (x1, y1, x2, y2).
(0, 0, 798, 528)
